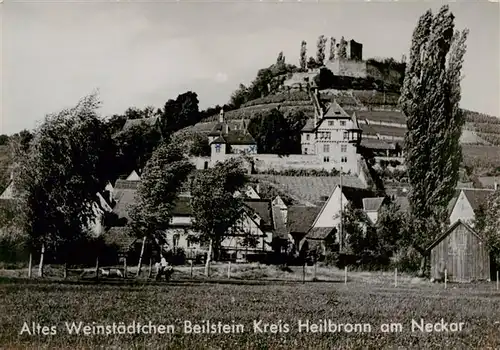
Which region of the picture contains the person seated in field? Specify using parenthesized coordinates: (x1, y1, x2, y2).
(155, 255, 173, 281)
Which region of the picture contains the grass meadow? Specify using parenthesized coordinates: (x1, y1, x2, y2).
(1, 268, 500, 349)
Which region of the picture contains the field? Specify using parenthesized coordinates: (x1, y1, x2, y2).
(1, 264, 500, 349)
(1, 273, 500, 349)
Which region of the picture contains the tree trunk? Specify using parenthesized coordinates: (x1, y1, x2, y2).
(205, 239, 213, 277)
(28, 253, 32, 279)
(136, 236, 147, 277)
(38, 244, 45, 278)
(418, 255, 427, 277)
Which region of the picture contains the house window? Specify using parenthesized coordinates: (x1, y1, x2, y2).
(323, 144, 330, 153)
(343, 132, 348, 140)
(341, 145, 347, 152)
(215, 144, 221, 153)
(340, 121, 346, 126)
(341, 156, 348, 163)
(306, 134, 310, 141)
(323, 156, 330, 162)
(326, 132, 331, 140)
(328, 121, 334, 126)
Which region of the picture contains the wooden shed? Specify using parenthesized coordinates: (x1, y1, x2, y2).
(427, 220, 490, 283)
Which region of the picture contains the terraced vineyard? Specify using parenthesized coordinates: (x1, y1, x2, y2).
(252, 175, 366, 203)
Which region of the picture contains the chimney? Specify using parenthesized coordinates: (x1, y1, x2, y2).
(219, 108, 224, 123)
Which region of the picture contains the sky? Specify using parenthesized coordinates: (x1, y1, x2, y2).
(1, 0, 499, 135)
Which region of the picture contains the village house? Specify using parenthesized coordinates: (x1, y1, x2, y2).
(447, 188, 496, 228)
(108, 176, 287, 262)
(300, 99, 362, 174)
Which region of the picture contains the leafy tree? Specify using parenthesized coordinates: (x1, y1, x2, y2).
(13, 93, 112, 276)
(374, 200, 407, 259)
(342, 203, 371, 255)
(399, 5, 469, 275)
(276, 51, 285, 65)
(316, 35, 327, 65)
(307, 57, 320, 70)
(284, 109, 308, 154)
(0, 135, 8, 146)
(299, 41, 307, 70)
(329, 37, 336, 60)
(189, 133, 211, 157)
(247, 109, 292, 155)
(229, 84, 249, 109)
(161, 91, 200, 136)
(478, 191, 500, 267)
(129, 142, 194, 272)
(190, 158, 247, 276)
(338, 37, 347, 59)
(113, 123, 162, 178)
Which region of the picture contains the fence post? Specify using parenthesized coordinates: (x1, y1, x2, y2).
(95, 257, 99, 282)
(28, 253, 32, 279)
(227, 261, 231, 279)
(64, 263, 68, 279)
(123, 257, 127, 279)
(190, 260, 193, 278)
(444, 269, 447, 289)
(344, 266, 347, 284)
(313, 263, 317, 280)
(394, 268, 398, 287)
(302, 263, 306, 283)
(148, 258, 153, 279)
(497, 271, 499, 291)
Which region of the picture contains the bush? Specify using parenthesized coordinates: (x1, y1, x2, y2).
(165, 248, 186, 266)
(389, 247, 421, 273)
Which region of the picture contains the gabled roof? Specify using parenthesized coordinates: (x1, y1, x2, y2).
(207, 120, 246, 136)
(461, 189, 495, 211)
(363, 197, 386, 212)
(306, 227, 335, 240)
(114, 180, 141, 190)
(341, 186, 376, 209)
(427, 220, 487, 252)
(210, 136, 227, 144)
(301, 119, 316, 132)
(287, 206, 322, 234)
(323, 100, 351, 119)
(223, 130, 256, 145)
(0, 181, 15, 200)
(104, 227, 139, 254)
(477, 176, 498, 189)
(112, 188, 138, 221)
(360, 139, 397, 150)
(244, 199, 272, 229)
(126, 170, 141, 181)
(122, 116, 160, 132)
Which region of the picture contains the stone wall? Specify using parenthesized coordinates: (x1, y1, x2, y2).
(325, 59, 368, 79)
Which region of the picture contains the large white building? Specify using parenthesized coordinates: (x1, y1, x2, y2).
(300, 97, 362, 174)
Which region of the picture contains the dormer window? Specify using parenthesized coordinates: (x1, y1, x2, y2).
(328, 121, 334, 126)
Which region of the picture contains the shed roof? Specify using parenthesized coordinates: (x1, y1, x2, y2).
(427, 220, 487, 252)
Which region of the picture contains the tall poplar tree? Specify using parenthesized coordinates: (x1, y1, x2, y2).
(299, 41, 307, 70)
(329, 37, 336, 60)
(400, 5, 469, 274)
(316, 35, 327, 65)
